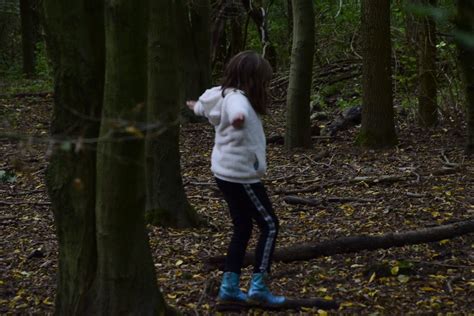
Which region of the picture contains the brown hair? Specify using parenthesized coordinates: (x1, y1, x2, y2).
(221, 51, 273, 115)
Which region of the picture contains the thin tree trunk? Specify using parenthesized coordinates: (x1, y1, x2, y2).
(205, 220, 474, 270)
(20, 0, 36, 76)
(285, 0, 314, 149)
(241, 0, 278, 69)
(357, 0, 397, 148)
(42, 0, 103, 313)
(146, 0, 202, 228)
(94, 0, 167, 313)
(178, 0, 211, 123)
(189, 0, 212, 95)
(418, 0, 438, 127)
(456, 0, 474, 155)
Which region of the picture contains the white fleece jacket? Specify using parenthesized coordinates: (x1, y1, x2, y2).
(194, 86, 266, 183)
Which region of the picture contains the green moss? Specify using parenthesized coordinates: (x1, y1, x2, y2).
(356, 130, 398, 149)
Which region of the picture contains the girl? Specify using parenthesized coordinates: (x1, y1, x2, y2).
(186, 51, 285, 307)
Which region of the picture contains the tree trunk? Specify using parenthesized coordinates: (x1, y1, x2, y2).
(456, 0, 474, 155)
(42, 0, 104, 313)
(205, 220, 474, 270)
(285, 0, 314, 149)
(20, 0, 36, 76)
(146, 0, 202, 228)
(418, 0, 438, 127)
(189, 0, 212, 96)
(241, 0, 278, 69)
(357, 0, 397, 148)
(94, 0, 167, 313)
(178, 0, 211, 123)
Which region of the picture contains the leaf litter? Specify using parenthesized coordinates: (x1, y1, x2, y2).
(0, 95, 473, 314)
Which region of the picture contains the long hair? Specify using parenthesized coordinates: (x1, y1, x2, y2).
(221, 51, 273, 115)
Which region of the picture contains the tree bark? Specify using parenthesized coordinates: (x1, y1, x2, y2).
(146, 0, 202, 228)
(418, 0, 438, 127)
(456, 0, 474, 155)
(42, 0, 104, 313)
(189, 0, 212, 97)
(20, 0, 36, 76)
(285, 0, 314, 149)
(241, 0, 278, 69)
(94, 0, 167, 313)
(205, 220, 474, 270)
(357, 0, 397, 148)
(178, 0, 211, 123)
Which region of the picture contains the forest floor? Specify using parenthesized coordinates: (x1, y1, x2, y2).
(1, 93, 473, 315)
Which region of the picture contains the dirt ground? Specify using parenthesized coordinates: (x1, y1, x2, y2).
(1, 94, 473, 314)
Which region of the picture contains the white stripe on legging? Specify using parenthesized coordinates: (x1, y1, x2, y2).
(243, 184, 276, 273)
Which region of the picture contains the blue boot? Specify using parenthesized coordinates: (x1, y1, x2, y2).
(218, 272, 248, 303)
(248, 273, 285, 306)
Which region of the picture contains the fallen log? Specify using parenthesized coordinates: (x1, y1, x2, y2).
(205, 219, 474, 270)
(284, 195, 377, 206)
(217, 297, 339, 312)
(0, 92, 52, 99)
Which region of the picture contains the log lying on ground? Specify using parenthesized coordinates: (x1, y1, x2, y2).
(217, 297, 339, 312)
(321, 106, 362, 137)
(205, 219, 474, 270)
(284, 195, 377, 206)
(275, 167, 461, 195)
(0, 92, 52, 99)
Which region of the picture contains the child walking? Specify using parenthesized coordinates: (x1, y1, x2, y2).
(186, 51, 285, 307)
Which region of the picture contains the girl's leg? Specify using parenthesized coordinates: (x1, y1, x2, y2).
(242, 182, 285, 305)
(242, 182, 279, 274)
(215, 178, 253, 274)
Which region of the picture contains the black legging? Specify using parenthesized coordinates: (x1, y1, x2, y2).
(215, 177, 279, 274)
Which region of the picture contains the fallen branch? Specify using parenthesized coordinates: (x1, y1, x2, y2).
(284, 195, 377, 207)
(0, 200, 51, 206)
(0, 92, 52, 99)
(217, 297, 339, 312)
(204, 219, 474, 270)
(275, 167, 461, 195)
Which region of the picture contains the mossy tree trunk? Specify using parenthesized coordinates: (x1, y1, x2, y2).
(42, 0, 103, 313)
(285, 0, 314, 149)
(145, 0, 202, 228)
(418, 0, 438, 127)
(357, 0, 397, 148)
(94, 0, 168, 313)
(456, 0, 474, 155)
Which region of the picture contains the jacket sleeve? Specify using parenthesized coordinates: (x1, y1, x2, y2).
(194, 86, 222, 117)
(225, 93, 251, 124)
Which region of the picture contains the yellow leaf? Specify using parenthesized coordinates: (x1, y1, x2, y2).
(391, 266, 399, 275)
(318, 309, 328, 316)
(324, 295, 333, 300)
(368, 272, 376, 283)
(421, 287, 436, 292)
(439, 239, 449, 245)
(175, 259, 183, 266)
(167, 293, 177, 299)
(397, 275, 410, 283)
(340, 301, 353, 308)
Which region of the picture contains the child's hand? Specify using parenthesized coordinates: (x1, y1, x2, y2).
(231, 113, 245, 128)
(186, 100, 196, 110)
